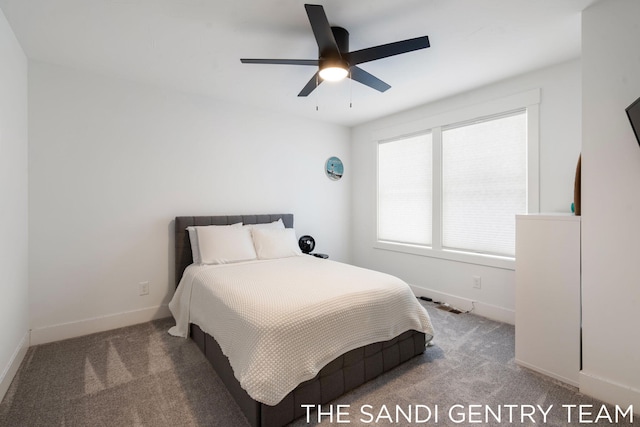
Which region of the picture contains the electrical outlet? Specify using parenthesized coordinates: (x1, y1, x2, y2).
(139, 281, 150, 296)
(473, 276, 482, 289)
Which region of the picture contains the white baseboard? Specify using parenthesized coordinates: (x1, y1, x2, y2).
(409, 284, 515, 325)
(515, 358, 579, 387)
(0, 331, 30, 403)
(580, 371, 640, 415)
(30, 305, 171, 345)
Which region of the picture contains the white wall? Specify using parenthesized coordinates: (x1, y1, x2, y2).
(350, 60, 582, 323)
(28, 62, 351, 344)
(581, 0, 640, 410)
(0, 8, 29, 400)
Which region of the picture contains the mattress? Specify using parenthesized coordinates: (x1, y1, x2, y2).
(168, 255, 434, 406)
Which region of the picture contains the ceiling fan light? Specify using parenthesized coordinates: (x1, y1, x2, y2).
(319, 60, 349, 81)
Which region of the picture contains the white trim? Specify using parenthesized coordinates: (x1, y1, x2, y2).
(409, 284, 515, 325)
(30, 305, 171, 345)
(579, 371, 640, 415)
(526, 102, 541, 213)
(0, 331, 29, 402)
(376, 241, 515, 270)
(372, 89, 541, 142)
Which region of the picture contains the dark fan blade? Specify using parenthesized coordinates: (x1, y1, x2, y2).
(348, 36, 430, 65)
(241, 58, 318, 66)
(304, 4, 340, 57)
(298, 72, 322, 97)
(349, 66, 391, 92)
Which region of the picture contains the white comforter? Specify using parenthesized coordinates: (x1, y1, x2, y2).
(168, 256, 434, 406)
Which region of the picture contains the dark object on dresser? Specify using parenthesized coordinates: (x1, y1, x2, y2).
(574, 154, 581, 216)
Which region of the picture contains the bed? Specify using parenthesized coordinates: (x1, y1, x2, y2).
(170, 214, 433, 426)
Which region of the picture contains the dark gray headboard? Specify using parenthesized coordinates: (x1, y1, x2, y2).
(174, 214, 294, 287)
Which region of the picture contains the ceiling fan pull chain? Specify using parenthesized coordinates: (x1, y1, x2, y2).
(315, 73, 319, 111)
(349, 68, 353, 108)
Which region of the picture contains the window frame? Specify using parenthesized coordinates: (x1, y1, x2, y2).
(374, 89, 540, 270)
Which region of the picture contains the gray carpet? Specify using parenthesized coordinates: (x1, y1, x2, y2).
(0, 302, 634, 426)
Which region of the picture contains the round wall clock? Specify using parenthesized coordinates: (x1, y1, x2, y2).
(325, 156, 344, 180)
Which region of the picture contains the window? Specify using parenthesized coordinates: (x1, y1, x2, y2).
(441, 111, 526, 257)
(378, 133, 432, 246)
(375, 90, 539, 269)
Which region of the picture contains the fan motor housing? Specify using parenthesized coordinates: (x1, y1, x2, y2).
(320, 27, 349, 69)
(330, 26, 349, 54)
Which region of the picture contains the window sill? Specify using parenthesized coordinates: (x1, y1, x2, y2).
(374, 241, 515, 270)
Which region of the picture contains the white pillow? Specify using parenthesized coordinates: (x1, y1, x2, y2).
(244, 218, 285, 230)
(252, 228, 302, 260)
(187, 222, 242, 264)
(197, 225, 257, 264)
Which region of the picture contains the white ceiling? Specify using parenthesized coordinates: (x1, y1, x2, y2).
(0, 0, 596, 127)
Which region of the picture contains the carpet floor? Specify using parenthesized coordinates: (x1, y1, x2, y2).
(0, 301, 634, 426)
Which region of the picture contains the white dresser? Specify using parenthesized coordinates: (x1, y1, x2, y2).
(515, 214, 581, 386)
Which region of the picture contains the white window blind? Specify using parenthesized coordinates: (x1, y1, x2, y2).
(378, 133, 432, 246)
(441, 111, 527, 257)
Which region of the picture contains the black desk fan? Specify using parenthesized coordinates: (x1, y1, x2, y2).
(298, 235, 329, 259)
(298, 235, 316, 254)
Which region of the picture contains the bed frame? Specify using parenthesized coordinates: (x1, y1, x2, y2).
(174, 214, 426, 427)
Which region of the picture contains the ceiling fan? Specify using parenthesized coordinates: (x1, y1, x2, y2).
(240, 4, 430, 97)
